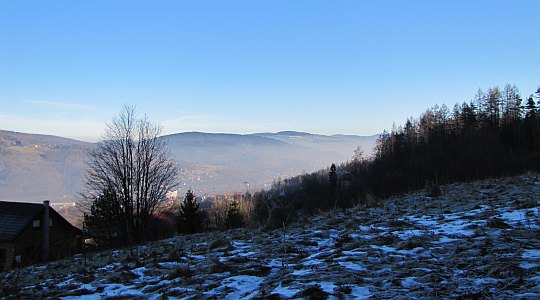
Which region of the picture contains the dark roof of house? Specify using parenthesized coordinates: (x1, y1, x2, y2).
(0, 201, 81, 242)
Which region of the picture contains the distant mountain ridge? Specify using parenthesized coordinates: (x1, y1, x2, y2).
(0, 130, 91, 202)
(0, 130, 378, 201)
(0, 130, 91, 147)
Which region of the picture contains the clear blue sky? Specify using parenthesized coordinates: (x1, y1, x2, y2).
(1, 1, 539, 141)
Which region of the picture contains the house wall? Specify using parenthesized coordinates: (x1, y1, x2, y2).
(11, 212, 81, 268)
(0, 243, 15, 272)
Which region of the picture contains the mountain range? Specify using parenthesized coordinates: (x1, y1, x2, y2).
(0, 130, 377, 202)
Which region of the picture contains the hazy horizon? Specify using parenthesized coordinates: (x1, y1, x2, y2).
(0, 128, 380, 143)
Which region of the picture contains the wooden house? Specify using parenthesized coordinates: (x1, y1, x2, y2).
(0, 201, 82, 272)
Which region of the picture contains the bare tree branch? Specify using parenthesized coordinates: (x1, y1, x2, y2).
(81, 105, 179, 244)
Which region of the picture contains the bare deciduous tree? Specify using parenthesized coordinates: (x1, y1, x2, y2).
(82, 105, 178, 245)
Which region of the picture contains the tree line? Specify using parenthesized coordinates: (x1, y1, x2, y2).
(82, 85, 539, 249)
(258, 84, 540, 219)
(366, 84, 540, 197)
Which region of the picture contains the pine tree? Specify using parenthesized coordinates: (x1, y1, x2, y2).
(84, 188, 124, 248)
(226, 200, 244, 229)
(524, 95, 539, 150)
(178, 190, 202, 234)
(329, 163, 337, 207)
(461, 101, 477, 130)
(525, 96, 538, 120)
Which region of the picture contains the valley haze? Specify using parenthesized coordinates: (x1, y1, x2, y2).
(0, 129, 377, 202)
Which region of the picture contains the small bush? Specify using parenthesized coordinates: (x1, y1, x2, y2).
(388, 219, 414, 228)
(425, 180, 441, 197)
(208, 238, 231, 251)
(334, 233, 352, 248)
(299, 239, 318, 247)
(487, 218, 512, 229)
(372, 233, 400, 246)
(396, 238, 424, 250)
(267, 206, 291, 229)
(364, 193, 380, 208)
(296, 285, 329, 299)
(336, 285, 353, 295)
(109, 270, 138, 284)
(208, 256, 230, 274)
(516, 200, 538, 209)
(167, 266, 193, 280)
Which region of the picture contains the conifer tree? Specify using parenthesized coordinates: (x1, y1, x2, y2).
(84, 188, 124, 248)
(226, 200, 244, 229)
(525, 96, 538, 120)
(329, 163, 337, 207)
(178, 190, 202, 234)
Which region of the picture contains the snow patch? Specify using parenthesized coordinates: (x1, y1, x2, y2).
(272, 284, 300, 298)
(338, 261, 367, 271)
(351, 286, 372, 299)
(522, 249, 540, 260)
(220, 275, 264, 300)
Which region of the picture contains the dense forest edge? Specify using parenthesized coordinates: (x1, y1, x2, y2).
(84, 84, 540, 250)
(251, 84, 540, 224)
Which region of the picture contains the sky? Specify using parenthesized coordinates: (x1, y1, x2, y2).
(1, 1, 539, 142)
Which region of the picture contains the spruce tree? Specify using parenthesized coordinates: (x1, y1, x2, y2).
(226, 200, 244, 229)
(329, 163, 338, 207)
(84, 188, 124, 248)
(178, 190, 202, 234)
(525, 96, 538, 120)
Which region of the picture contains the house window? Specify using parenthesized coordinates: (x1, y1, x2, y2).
(32, 218, 52, 228)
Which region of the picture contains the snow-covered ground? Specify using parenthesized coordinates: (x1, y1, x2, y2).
(1, 173, 539, 299)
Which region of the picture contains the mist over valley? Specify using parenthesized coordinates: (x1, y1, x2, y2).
(0, 130, 377, 202)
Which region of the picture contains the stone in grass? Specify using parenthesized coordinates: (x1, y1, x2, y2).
(487, 218, 512, 229)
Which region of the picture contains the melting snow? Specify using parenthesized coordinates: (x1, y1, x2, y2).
(3, 173, 539, 299)
(338, 261, 367, 271)
(272, 284, 300, 298)
(351, 286, 372, 299)
(220, 275, 264, 300)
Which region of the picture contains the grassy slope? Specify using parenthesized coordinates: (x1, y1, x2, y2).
(1, 173, 538, 299)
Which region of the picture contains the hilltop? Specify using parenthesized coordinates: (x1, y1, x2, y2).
(1, 173, 538, 299)
(0, 130, 90, 202)
(0, 130, 376, 201)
